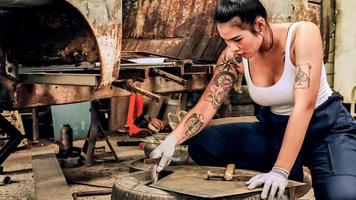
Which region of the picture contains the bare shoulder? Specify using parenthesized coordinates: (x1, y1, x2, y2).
(290, 21, 322, 63)
(216, 48, 244, 74)
(294, 21, 321, 40)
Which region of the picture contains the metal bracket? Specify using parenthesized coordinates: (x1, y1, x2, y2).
(112, 80, 161, 103)
(150, 68, 187, 86)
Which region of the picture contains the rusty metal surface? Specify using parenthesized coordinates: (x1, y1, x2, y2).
(122, 0, 321, 62)
(65, 0, 122, 86)
(151, 165, 305, 199)
(8, 71, 209, 109)
(0, 0, 323, 109)
(13, 84, 126, 109)
(2, 2, 98, 66)
(122, 0, 224, 62)
(293, 0, 321, 26)
(0, 0, 122, 96)
(0, 0, 122, 109)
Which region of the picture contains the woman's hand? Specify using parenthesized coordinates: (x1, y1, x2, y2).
(149, 134, 177, 172)
(246, 167, 289, 200)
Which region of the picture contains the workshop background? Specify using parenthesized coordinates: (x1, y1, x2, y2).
(0, 0, 355, 199)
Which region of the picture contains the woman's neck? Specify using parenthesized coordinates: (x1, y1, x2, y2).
(258, 23, 281, 56)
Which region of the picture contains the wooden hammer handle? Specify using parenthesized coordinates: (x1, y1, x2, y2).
(224, 164, 236, 181)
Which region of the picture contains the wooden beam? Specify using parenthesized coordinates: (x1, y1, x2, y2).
(32, 108, 39, 141)
(32, 147, 72, 200)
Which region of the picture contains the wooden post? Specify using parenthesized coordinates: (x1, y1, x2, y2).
(110, 96, 130, 132)
(32, 108, 39, 141)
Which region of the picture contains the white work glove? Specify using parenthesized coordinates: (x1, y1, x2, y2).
(149, 134, 177, 172)
(246, 167, 289, 200)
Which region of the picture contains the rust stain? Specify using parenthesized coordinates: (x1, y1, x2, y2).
(294, 1, 321, 26)
(66, 0, 122, 86)
(122, 0, 223, 62)
(13, 84, 128, 109)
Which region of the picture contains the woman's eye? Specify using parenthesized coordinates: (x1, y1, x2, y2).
(234, 38, 242, 42)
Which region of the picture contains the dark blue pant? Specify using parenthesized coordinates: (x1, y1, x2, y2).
(188, 93, 356, 200)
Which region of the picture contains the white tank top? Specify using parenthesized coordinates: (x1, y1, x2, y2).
(243, 22, 333, 116)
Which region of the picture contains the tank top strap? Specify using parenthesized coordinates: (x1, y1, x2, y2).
(242, 57, 252, 85)
(285, 22, 301, 64)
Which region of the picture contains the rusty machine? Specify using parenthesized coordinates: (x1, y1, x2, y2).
(0, 0, 224, 167)
(0, 0, 328, 169)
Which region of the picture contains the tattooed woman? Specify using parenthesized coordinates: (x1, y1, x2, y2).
(150, 0, 356, 199)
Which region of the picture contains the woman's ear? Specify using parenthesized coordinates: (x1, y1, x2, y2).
(254, 17, 266, 32)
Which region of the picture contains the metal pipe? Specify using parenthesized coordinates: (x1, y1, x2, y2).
(72, 190, 112, 200)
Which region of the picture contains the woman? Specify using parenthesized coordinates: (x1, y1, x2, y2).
(150, 0, 356, 199)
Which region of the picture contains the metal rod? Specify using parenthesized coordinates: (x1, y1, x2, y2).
(151, 68, 187, 86)
(72, 190, 112, 200)
(112, 81, 161, 103)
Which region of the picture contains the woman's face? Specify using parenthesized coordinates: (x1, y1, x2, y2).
(217, 22, 262, 59)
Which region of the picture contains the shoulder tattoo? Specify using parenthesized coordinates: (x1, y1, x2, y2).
(216, 51, 242, 72)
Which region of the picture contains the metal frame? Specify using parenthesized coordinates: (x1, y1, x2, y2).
(0, 115, 24, 165)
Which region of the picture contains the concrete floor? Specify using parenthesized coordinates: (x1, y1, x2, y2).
(1, 139, 139, 200)
(0, 138, 315, 200)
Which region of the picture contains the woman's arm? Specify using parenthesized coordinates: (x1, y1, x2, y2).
(274, 22, 324, 171)
(172, 49, 241, 144)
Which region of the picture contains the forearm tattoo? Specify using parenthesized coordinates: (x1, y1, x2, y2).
(205, 71, 236, 109)
(183, 113, 204, 137)
(295, 63, 311, 89)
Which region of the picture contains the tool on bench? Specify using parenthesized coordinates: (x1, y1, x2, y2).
(205, 164, 253, 181)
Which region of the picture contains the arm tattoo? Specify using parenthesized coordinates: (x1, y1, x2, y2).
(204, 71, 236, 109)
(183, 113, 204, 137)
(295, 63, 311, 89)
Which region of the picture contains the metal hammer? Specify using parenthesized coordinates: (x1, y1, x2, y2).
(205, 164, 252, 181)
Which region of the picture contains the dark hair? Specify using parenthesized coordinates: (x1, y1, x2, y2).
(214, 0, 267, 27)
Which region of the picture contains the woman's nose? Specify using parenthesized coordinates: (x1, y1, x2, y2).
(229, 43, 240, 53)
